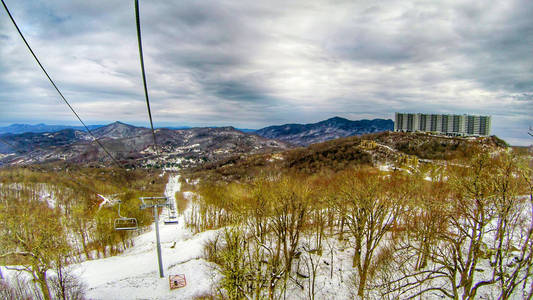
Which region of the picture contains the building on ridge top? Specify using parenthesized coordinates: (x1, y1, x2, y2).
(394, 112, 491, 136)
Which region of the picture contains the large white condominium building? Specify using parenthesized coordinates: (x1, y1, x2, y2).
(394, 113, 491, 136)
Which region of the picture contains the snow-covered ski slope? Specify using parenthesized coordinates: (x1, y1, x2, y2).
(75, 175, 220, 299)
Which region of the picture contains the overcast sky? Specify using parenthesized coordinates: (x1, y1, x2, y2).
(0, 0, 531, 145)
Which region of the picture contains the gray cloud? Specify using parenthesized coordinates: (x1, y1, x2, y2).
(0, 0, 531, 145)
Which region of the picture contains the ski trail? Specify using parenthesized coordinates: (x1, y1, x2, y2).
(74, 173, 219, 299)
(162, 174, 180, 221)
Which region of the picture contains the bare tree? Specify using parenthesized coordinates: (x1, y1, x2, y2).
(333, 168, 412, 297)
(383, 153, 532, 299)
(267, 175, 312, 298)
(0, 186, 70, 300)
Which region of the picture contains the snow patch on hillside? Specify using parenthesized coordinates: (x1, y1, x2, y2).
(72, 174, 220, 299)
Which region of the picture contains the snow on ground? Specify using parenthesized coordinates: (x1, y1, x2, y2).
(164, 175, 181, 209)
(97, 194, 113, 209)
(0, 153, 14, 159)
(377, 164, 392, 172)
(2, 173, 529, 299)
(73, 174, 220, 299)
(41, 191, 57, 209)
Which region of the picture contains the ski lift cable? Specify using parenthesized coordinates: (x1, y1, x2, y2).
(2, 134, 138, 230)
(0, 0, 124, 169)
(0, 0, 146, 232)
(0, 137, 118, 198)
(0, 124, 159, 222)
(0, 137, 20, 167)
(1, 0, 165, 234)
(0, 137, 19, 153)
(134, 0, 159, 157)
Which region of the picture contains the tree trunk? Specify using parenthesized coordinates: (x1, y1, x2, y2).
(357, 270, 367, 298)
(80, 231, 90, 260)
(339, 216, 345, 241)
(57, 263, 67, 300)
(36, 270, 52, 300)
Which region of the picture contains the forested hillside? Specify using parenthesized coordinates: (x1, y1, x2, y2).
(188, 150, 533, 299)
(189, 131, 508, 181)
(0, 133, 530, 299)
(0, 166, 166, 299)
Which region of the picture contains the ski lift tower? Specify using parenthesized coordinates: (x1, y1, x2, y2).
(140, 196, 171, 278)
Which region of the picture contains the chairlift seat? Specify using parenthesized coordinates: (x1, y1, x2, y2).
(114, 217, 138, 231)
(164, 214, 178, 224)
(114, 200, 139, 231)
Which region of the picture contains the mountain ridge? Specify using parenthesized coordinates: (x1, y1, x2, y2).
(0, 123, 103, 135)
(189, 131, 508, 181)
(255, 116, 394, 146)
(0, 122, 258, 135)
(0, 122, 288, 168)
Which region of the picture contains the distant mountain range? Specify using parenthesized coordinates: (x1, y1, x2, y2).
(0, 122, 287, 168)
(0, 123, 256, 135)
(0, 117, 394, 167)
(254, 117, 394, 146)
(0, 123, 103, 135)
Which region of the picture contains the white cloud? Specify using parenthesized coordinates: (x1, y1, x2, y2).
(0, 0, 531, 145)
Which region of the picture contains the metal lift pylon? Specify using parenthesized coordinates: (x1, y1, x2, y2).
(140, 196, 171, 278)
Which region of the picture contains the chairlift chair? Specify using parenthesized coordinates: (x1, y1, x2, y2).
(164, 201, 179, 225)
(164, 212, 179, 225)
(114, 201, 138, 231)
